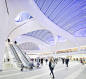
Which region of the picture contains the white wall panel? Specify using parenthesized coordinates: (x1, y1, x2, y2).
(77, 37, 86, 46)
(24, 50, 41, 54)
(56, 40, 77, 50)
(0, 0, 8, 70)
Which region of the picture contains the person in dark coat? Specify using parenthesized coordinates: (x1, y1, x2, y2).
(41, 58, 43, 66)
(21, 63, 24, 71)
(8, 39, 10, 43)
(14, 41, 17, 44)
(49, 58, 55, 78)
(39, 58, 40, 62)
(45, 59, 48, 64)
(65, 57, 69, 67)
(35, 58, 36, 62)
(62, 58, 65, 64)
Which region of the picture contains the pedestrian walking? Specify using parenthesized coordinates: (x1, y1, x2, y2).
(49, 58, 55, 78)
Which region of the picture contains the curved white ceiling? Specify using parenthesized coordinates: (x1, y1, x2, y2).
(34, 0, 86, 37)
(6, 0, 86, 47)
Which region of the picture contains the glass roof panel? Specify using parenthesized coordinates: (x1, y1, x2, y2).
(34, 0, 86, 37)
(37, 0, 45, 9)
(53, 0, 81, 25)
(49, 0, 73, 21)
(45, 0, 63, 17)
(74, 28, 86, 37)
(34, 30, 43, 38)
(58, 2, 86, 26)
(32, 31, 37, 37)
(41, 0, 53, 13)
(68, 21, 86, 34)
(15, 11, 33, 22)
(63, 12, 86, 30)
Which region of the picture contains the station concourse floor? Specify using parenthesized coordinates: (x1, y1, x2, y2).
(0, 61, 86, 79)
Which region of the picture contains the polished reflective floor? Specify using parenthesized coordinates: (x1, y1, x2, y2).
(0, 61, 86, 79)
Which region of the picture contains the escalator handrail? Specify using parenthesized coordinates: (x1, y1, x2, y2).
(13, 44, 30, 67)
(16, 44, 30, 62)
(9, 44, 22, 63)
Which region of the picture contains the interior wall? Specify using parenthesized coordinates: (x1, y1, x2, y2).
(77, 37, 86, 46)
(42, 47, 52, 53)
(56, 40, 77, 50)
(24, 50, 41, 54)
(4, 47, 8, 54)
(72, 54, 86, 58)
(0, 0, 8, 70)
(27, 55, 39, 58)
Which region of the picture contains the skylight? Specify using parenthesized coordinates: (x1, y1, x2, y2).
(15, 11, 33, 22)
(58, 35, 67, 43)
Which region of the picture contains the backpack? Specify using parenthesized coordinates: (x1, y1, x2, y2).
(51, 62, 55, 68)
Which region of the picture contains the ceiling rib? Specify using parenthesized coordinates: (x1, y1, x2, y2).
(48, 0, 64, 18)
(61, 11, 86, 28)
(40, 0, 47, 10)
(53, 0, 75, 22)
(40, 32, 51, 40)
(73, 27, 86, 34)
(44, 0, 55, 15)
(57, 1, 86, 24)
(67, 20, 86, 31)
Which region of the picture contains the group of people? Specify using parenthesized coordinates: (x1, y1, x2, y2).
(35, 58, 48, 66)
(80, 58, 86, 65)
(73, 57, 86, 65)
(20, 57, 69, 79)
(61, 57, 69, 67)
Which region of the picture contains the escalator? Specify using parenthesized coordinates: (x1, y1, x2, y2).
(9, 44, 22, 68)
(16, 45, 30, 62)
(15, 44, 36, 68)
(12, 44, 31, 68)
